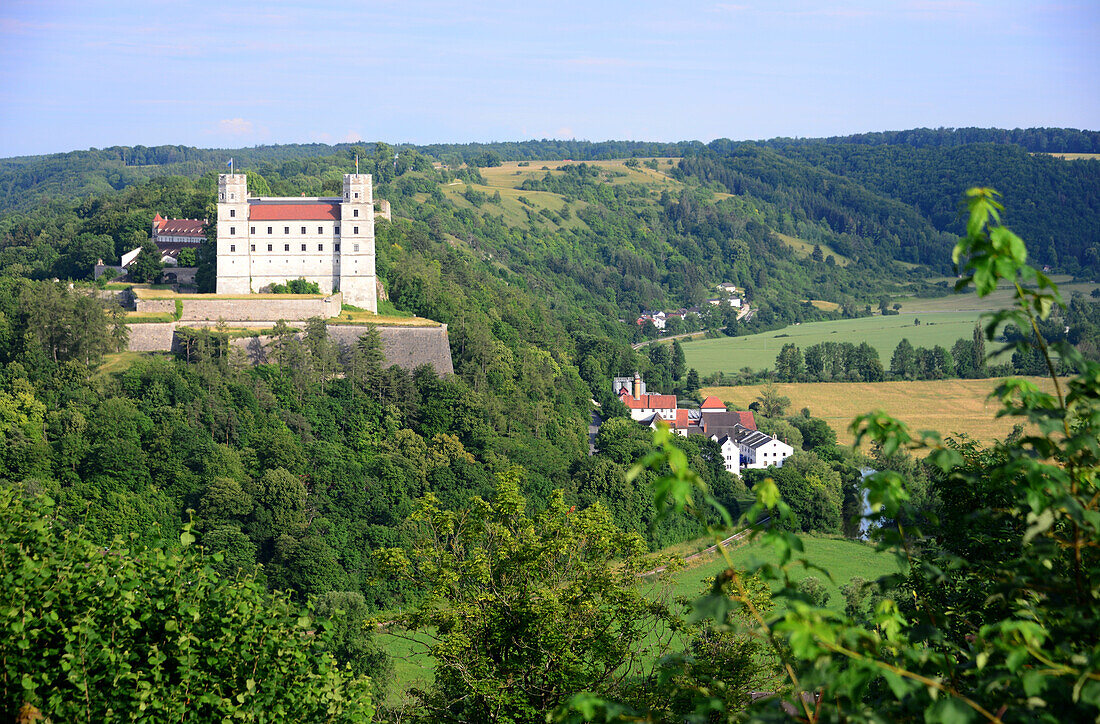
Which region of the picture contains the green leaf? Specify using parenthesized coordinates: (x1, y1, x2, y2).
(179, 530, 196, 547)
(925, 697, 976, 724)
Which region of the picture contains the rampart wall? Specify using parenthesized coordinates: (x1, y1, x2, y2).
(126, 323, 179, 352)
(231, 324, 453, 375)
(125, 320, 453, 375)
(133, 293, 341, 321)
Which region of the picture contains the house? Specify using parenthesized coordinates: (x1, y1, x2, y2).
(215, 173, 378, 310)
(736, 429, 794, 469)
(617, 372, 676, 421)
(636, 311, 667, 330)
(151, 214, 206, 266)
(712, 434, 741, 473)
(716, 282, 738, 294)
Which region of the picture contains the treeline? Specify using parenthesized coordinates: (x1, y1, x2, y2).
(766, 295, 1100, 383)
(757, 126, 1100, 153)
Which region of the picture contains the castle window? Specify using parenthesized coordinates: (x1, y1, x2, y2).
(318, 226, 323, 234)
(353, 244, 359, 252)
(300, 244, 306, 252)
(353, 209, 359, 217)
(229, 244, 235, 252)
(335, 243, 341, 252)
(267, 244, 272, 252)
(335, 226, 340, 235)
(318, 244, 324, 251)
(267, 227, 272, 234)
(284, 244, 290, 252)
(229, 227, 235, 235)
(301, 226, 306, 234)
(230, 209, 236, 218)
(250, 244, 255, 252)
(353, 226, 359, 234)
(284, 226, 289, 234)
(230, 193, 235, 200)
(250, 227, 255, 234)
(354, 192, 359, 199)
(220, 193, 225, 201)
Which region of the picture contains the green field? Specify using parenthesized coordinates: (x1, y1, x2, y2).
(657, 535, 895, 614)
(377, 534, 892, 705)
(683, 311, 990, 374)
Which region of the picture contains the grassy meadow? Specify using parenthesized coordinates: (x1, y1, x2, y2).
(655, 535, 895, 614)
(682, 311, 989, 375)
(773, 232, 851, 267)
(700, 377, 1060, 449)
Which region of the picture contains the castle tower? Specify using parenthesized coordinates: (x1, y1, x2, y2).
(216, 174, 250, 294)
(339, 174, 377, 311)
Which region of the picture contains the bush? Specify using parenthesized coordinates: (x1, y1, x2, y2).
(0, 487, 374, 722)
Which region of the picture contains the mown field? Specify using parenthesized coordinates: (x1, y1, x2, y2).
(700, 377, 1060, 448)
(682, 311, 990, 374)
(656, 534, 895, 614)
(377, 534, 894, 706)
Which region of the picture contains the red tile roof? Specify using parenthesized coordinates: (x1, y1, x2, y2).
(618, 390, 677, 410)
(700, 395, 727, 410)
(673, 409, 691, 428)
(736, 411, 756, 430)
(249, 203, 340, 221)
(154, 218, 205, 236)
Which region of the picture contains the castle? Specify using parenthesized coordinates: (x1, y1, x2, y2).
(215, 173, 377, 310)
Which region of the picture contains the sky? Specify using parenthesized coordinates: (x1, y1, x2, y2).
(0, 0, 1097, 157)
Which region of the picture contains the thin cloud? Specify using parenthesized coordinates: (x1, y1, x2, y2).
(216, 118, 255, 136)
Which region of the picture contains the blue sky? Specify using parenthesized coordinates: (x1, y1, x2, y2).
(0, 0, 1096, 157)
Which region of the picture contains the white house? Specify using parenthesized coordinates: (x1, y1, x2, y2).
(711, 434, 741, 473)
(737, 429, 794, 469)
(215, 173, 378, 310)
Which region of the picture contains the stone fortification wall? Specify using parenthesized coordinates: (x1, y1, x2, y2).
(125, 320, 453, 375)
(134, 293, 341, 322)
(231, 324, 453, 375)
(126, 323, 178, 352)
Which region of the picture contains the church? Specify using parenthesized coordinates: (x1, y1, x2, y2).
(215, 172, 378, 311)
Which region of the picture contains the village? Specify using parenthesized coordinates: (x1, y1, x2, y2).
(634, 282, 751, 335)
(609, 371, 793, 474)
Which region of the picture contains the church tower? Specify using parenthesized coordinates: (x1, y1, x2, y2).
(216, 174, 250, 294)
(338, 174, 377, 311)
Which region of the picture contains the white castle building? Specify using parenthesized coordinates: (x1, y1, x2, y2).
(215, 173, 377, 310)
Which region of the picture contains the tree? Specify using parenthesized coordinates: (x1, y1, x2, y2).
(670, 339, 686, 381)
(774, 343, 805, 382)
(890, 338, 918, 379)
(685, 368, 701, 393)
(128, 238, 164, 283)
(755, 383, 791, 418)
(378, 470, 676, 722)
(177, 247, 197, 266)
(0, 487, 374, 722)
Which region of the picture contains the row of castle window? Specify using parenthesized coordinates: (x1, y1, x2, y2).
(226, 243, 361, 253)
(225, 226, 361, 235)
(228, 209, 359, 218)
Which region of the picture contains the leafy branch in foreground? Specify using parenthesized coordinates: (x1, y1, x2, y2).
(557, 188, 1100, 723)
(0, 487, 374, 722)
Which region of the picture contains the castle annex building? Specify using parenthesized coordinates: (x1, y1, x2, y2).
(215, 173, 377, 311)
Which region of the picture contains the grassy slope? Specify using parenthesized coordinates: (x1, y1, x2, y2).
(700, 377, 1060, 449)
(659, 535, 895, 614)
